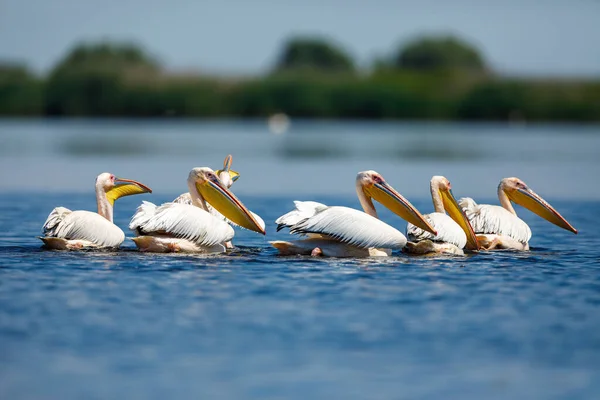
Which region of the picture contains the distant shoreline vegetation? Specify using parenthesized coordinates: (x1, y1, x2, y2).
(1, 36, 599, 122)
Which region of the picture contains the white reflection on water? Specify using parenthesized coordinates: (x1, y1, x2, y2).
(0, 119, 599, 199)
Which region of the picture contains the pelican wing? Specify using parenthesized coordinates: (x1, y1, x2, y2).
(459, 197, 531, 243)
(279, 204, 407, 249)
(275, 201, 329, 231)
(172, 193, 193, 205)
(407, 212, 467, 248)
(128, 201, 158, 235)
(129, 202, 234, 247)
(42, 208, 125, 247)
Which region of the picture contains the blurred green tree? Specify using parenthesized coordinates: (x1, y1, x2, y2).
(51, 42, 159, 74)
(0, 63, 43, 115)
(393, 35, 487, 72)
(45, 42, 159, 115)
(274, 37, 355, 73)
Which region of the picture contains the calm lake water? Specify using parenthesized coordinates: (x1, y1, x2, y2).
(0, 119, 599, 198)
(1, 119, 600, 399)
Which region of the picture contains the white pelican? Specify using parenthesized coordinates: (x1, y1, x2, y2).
(404, 176, 479, 255)
(167, 154, 256, 249)
(271, 170, 437, 257)
(129, 167, 265, 253)
(459, 177, 577, 250)
(40, 173, 152, 250)
(133, 155, 262, 250)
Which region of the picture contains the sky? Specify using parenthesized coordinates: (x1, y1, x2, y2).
(0, 0, 599, 77)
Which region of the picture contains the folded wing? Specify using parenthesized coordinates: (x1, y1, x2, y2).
(42, 208, 125, 247)
(129, 201, 235, 247)
(277, 202, 407, 249)
(459, 197, 531, 243)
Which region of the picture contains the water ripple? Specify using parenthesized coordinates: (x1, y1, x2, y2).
(0, 194, 599, 399)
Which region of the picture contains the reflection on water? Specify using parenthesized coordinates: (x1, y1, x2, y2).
(0, 119, 599, 198)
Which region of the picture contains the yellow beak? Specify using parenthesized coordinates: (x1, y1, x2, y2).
(368, 181, 437, 235)
(196, 178, 265, 235)
(105, 178, 152, 206)
(440, 188, 480, 250)
(508, 187, 577, 234)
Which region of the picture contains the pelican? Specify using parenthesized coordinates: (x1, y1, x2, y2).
(167, 154, 260, 248)
(404, 176, 479, 255)
(40, 173, 152, 250)
(129, 167, 265, 253)
(271, 170, 436, 257)
(459, 177, 577, 250)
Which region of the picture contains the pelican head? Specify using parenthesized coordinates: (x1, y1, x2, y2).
(188, 167, 265, 234)
(431, 176, 479, 250)
(357, 170, 437, 235)
(500, 177, 577, 234)
(97, 172, 152, 205)
(215, 154, 240, 189)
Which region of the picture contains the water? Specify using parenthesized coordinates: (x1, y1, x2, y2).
(1, 119, 599, 198)
(1, 119, 600, 398)
(1, 190, 599, 399)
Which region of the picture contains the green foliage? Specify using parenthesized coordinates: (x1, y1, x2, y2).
(393, 35, 487, 72)
(0, 39, 598, 122)
(0, 63, 43, 115)
(45, 42, 159, 116)
(458, 80, 600, 121)
(274, 37, 355, 73)
(51, 42, 159, 75)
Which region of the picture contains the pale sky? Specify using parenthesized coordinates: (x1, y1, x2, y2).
(1, 0, 599, 77)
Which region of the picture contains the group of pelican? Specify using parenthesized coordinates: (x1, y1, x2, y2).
(39, 155, 577, 257)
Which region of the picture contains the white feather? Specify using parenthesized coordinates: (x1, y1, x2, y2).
(406, 212, 467, 248)
(275, 201, 329, 229)
(128, 201, 157, 235)
(129, 201, 234, 247)
(276, 202, 407, 250)
(172, 192, 194, 205)
(459, 197, 531, 244)
(42, 208, 125, 248)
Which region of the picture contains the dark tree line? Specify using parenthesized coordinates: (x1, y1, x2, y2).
(0, 36, 599, 121)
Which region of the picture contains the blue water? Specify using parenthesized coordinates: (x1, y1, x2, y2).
(2, 119, 600, 199)
(1, 191, 599, 399)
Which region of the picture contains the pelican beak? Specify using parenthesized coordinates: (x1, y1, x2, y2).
(440, 188, 480, 250)
(196, 176, 265, 235)
(368, 181, 437, 235)
(105, 178, 152, 205)
(507, 186, 578, 234)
